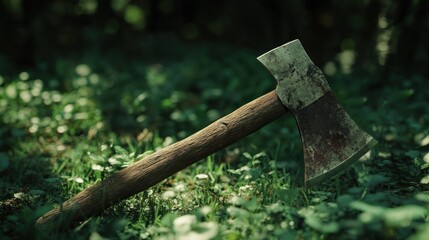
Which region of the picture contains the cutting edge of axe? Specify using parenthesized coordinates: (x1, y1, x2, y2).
(35, 39, 377, 228)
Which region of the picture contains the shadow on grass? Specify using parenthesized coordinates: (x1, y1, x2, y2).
(0, 123, 65, 238)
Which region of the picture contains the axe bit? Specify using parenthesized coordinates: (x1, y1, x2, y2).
(36, 39, 376, 228)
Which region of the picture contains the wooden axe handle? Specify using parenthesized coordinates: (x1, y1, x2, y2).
(36, 90, 287, 227)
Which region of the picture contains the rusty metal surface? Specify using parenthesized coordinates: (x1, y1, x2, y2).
(295, 92, 377, 186)
(258, 39, 377, 186)
(257, 40, 330, 111)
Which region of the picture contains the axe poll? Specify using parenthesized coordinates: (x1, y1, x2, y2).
(36, 39, 377, 227)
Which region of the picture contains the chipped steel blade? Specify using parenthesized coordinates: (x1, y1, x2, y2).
(257, 40, 377, 187)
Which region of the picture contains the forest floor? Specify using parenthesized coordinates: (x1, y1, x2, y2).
(1, 40, 428, 239)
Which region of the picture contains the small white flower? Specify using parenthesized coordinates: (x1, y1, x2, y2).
(423, 152, 429, 163)
(67, 177, 84, 183)
(162, 190, 175, 199)
(195, 173, 209, 180)
(19, 91, 32, 102)
(359, 151, 371, 161)
(101, 144, 109, 151)
(173, 215, 196, 233)
(239, 166, 250, 172)
(57, 125, 68, 133)
(14, 192, 25, 199)
(29, 125, 38, 133)
(64, 104, 74, 113)
(108, 157, 120, 165)
(91, 164, 104, 171)
(228, 195, 245, 205)
(174, 183, 186, 192)
(68, 177, 84, 183)
(75, 64, 91, 76)
(239, 185, 252, 191)
(421, 175, 429, 184)
(162, 136, 174, 147)
(56, 145, 66, 151)
(74, 112, 89, 120)
(51, 92, 62, 102)
(19, 72, 29, 81)
(199, 206, 211, 215)
(420, 135, 429, 146)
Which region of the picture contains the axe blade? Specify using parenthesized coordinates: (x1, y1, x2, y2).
(257, 40, 377, 187)
(296, 92, 377, 186)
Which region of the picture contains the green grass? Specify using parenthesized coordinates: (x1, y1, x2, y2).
(0, 41, 428, 239)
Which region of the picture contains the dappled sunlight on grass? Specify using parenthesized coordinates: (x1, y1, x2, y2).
(1, 41, 428, 239)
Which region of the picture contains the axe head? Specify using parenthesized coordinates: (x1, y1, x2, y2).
(257, 40, 377, 187)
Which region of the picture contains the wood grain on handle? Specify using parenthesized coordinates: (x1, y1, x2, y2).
(36, 90, 287, 227)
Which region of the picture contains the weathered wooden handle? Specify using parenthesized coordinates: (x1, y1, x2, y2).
(36, 90, 287, 227)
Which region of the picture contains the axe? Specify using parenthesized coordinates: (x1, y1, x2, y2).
(36, 40, 377, 227)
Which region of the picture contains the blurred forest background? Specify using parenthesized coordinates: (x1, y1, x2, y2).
(1, 0, 428, 78)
